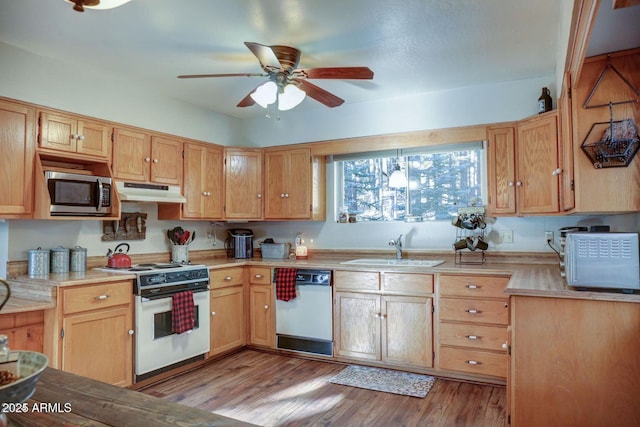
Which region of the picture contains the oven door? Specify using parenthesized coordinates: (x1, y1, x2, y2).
(135, 289, 210, 378)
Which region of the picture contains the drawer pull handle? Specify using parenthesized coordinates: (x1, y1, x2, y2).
(466, 335, 479, 340)
(466, 360, 481, 365)
(95, 294, 110, 301)
(255, 274, 263, 279)
(466, 309, 480, 314)
(224, 276, 233, 281)
(466, 285, 479, 289)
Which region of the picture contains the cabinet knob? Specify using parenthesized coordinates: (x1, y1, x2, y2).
(465, 284, 479, 289)
(515, 181, 523, 187)
(502, 342, 508, 350)
(465, 360, 481, 365)
(280, 193, 285, 198)
(285, 193, 289, 198)
(552, 168, 562, 176)
(224, 276, 232, 281)
(264, 304, 269, 310)
(128, 329, 134, 335)
(95, 294, 110, 301)
(465, 309, 480, 314)
(508, 181, 514, 187)
(255, 274, 263, 279)
(71, 133, 79, 139)
(145, 157, 151, 162)
(78, 135, 85, 141)
(257, 194, 262, 198)
(466, 335, 479, 340)
(153, 158, 159, 163)
(211, 311, 216, 316)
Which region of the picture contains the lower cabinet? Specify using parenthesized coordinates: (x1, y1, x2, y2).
(0, 311, 44, 352)
(48, 280, 134, 387)
(437, 274, 510, 381)
(509, 296, 640, 427)
(248, 267, 275, 348)
(334, 270, 434, 369)
(208, 267, 245, 357)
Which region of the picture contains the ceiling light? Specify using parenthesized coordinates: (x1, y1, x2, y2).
(278, 84, 306, 111)
(250, 81, 278, 108)
(66, 0, 132, 12)
(389, 164, 407, 188)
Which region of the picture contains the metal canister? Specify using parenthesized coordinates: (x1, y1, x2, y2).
(50, 246, 70, 274)
(27, 247, 50, 276)
(70, 246, 87, 272)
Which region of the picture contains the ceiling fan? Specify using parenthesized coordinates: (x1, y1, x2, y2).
(178, 42, 374, 110)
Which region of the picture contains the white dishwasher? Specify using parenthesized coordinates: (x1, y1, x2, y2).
(274, 268, 333, 356)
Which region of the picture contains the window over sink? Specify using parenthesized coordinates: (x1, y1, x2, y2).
(335, 142, 486, 222)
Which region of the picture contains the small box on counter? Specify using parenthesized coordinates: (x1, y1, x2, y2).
(261, 243, 290, 259)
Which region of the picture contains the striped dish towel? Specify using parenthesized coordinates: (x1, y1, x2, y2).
(275, 268, 297, 301)
(171, 290, 195, 334)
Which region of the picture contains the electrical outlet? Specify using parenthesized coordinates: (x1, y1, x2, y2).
(545, 231, 554, 243)
(499, 230, 513, 243)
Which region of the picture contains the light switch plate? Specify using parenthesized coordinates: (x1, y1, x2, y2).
(499, 230, 513, 243)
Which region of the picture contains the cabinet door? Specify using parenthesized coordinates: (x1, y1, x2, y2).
(210, 286, 245, 357)
(39, 111, 77, 153)
(263, 150, 287, 219)
(334, 291, 380, 360)
(249, 285, 273, 347)
(285, 148, 312, 218)
(382, 295, 433, 368)
(225, 149, 263, 219)
(150, 135, 182, 185)
(516, 112, 559, 214)
(202, 144, 224, 219)
(112, 128, 151, 182)
(62, 305, 133, 387)
(0, 100, 35, 216)
(76, 119, 111, 159)
(487, 125, 516, 215)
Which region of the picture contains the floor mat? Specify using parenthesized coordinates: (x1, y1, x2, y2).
(329, 365, 436, 398)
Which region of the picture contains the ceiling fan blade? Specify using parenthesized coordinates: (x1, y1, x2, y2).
(295, 67, 374, 80)
(177, 73, 265, 79)
(294, 79, 344, 108)
(244, 42, 282, 70)
(237, 91, 256, 108)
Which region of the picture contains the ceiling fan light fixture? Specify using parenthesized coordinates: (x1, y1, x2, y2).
(250, 81, 277, 108)
(65, 0, 132, 12)
(389, 165, 407, 189)
(278, 84, 306, 111)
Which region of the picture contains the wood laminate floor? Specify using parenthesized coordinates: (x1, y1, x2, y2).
(141, 349, 506, 427)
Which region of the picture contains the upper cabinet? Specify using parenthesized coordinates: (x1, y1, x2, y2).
(112, 128, 182, 186)
(264, 147, 326, 220)
(487, 111, 560, 216)
(39, 110, 111, 160)
(224, 148, 263, 220)
(0, 99, 36, 218)
(159, 141, 223, 220)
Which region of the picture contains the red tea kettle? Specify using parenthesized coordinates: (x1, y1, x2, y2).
(107, 243, 132, 268)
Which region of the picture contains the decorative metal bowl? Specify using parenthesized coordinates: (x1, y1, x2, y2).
(0, 351, 49, 404)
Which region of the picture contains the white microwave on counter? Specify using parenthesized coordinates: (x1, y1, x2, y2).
(44, 170, 112, 216)
(565, 232, 639, 292)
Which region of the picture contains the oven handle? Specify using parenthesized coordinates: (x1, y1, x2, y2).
(140, 286, 209, 302)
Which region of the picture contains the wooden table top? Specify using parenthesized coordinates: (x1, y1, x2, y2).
(6, 368, 256, 426)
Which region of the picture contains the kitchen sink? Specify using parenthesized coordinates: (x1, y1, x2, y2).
(340, 258, 445, 267)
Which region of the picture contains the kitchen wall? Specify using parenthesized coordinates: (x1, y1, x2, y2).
(1, 37, 638, 266)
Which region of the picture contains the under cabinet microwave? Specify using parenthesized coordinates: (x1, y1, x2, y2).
(44, 170, 112, 216)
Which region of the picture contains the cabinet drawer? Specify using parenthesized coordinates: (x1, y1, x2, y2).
(439, 274, 509, 299)
(383, 273, 433, 295)
(210, 267, 244, 288)
(439, 297, 509, 325)
(439, 347, 507, 378)
(439, 322, 507, 352)
(334, 270, 380, 291)
(63, 281, 131, 315)
(249, 267, 271, 285)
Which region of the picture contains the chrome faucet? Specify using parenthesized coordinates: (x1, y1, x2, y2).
(389, 234, 403, 259)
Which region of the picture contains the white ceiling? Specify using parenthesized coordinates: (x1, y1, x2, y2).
(0, 1, 637, 120)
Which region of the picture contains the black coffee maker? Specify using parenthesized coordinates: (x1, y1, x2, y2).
(225, 229, 254, 259)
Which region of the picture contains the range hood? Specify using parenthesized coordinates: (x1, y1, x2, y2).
(116, 181, 186, 203)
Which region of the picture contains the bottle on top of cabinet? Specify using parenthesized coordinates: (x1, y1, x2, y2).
(538, 87, 552, 114)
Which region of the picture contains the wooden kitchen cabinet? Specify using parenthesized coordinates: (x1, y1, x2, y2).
(0, 98, 35, 218)
(159, 141, 224, 220)
(509, 296, 640, 427)
(437, 274, 509, 381)
(112, 127, 182, 185)
(248, 267, 274, 348)
(263, 147, 326, 220)
(0, 311, 44, 352)
(224, 148, 263, 220)
(47, 280, 134, 387)
(334, 270, 434, 368)
(208, 268, 245, 357)
(38, 110, 111, 159)
(487, 111, 560, 216)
